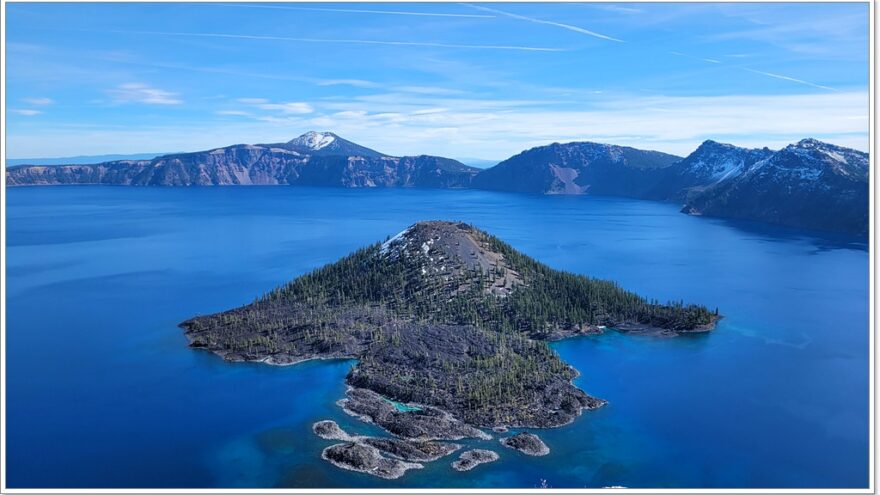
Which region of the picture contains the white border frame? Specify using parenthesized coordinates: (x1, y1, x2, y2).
(0, 1, 875, 493)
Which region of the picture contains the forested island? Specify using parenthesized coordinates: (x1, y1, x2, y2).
(180, 221, 718, 477)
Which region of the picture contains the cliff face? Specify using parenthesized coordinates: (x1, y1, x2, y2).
(6, 142, 479, 189)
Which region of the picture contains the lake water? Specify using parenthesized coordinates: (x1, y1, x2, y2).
(5, 186, 869, 489)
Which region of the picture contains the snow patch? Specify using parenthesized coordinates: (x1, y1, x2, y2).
(380, 227, 412, 255)
(291, 131, 336, 150)
(822, 150, 846, 163)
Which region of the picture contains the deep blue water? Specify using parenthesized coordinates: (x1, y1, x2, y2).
(6, 186, 869, 488)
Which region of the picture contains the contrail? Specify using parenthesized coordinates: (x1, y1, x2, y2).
(463, 3, 624, 43)
(112, 30, 566, 52)
(742, 68, 838, 92)
(219, 4, 495, 18)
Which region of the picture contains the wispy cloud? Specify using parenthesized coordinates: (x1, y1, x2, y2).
(7, 91, 868, 159)
(257, 102, 314, 114)
(11, 109, 42, 116)
(464, 4, 625, 43)
(705, 8, 867, 59)
(22, 97, 53, 105)
(108, 83, 182, 105)
(316, 79, 379, 88)
(219, 4, 495, 18)
(594, 5, 644, 15)
(112, 30, 565, 52)
(236, 98, 314, 114)
(740, 68, 837, 92)
(670, 51, 837, 91)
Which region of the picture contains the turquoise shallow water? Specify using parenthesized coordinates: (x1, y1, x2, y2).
(5, 186, 869, 488)
(383, 398, 423, 412)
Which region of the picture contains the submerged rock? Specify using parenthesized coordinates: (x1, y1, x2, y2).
(500, 432, 549, 456)
(451, 449, 500, 471)
(321, 442, 423, 479)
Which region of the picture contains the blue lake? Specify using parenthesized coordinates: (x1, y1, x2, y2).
(5, 186, 869, 488)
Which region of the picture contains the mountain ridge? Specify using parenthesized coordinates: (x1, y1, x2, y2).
(5, 132, 869, 235)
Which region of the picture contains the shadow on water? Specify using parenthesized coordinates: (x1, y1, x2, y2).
(697, 215, 868, 253)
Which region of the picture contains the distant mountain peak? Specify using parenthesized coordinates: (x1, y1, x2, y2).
(795, 137, 824, 148)
(696, 139, 735, 150)
(288, 131, 338, 150)
(278, 131, 385, 158)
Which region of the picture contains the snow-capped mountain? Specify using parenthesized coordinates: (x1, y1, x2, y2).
(471, 141, 682, 195)
(288, 131, 336, 150)
(276, 131, 385, 158)
(681, 139, 869, 234)
(5, 134, 869, 235)
(655, 140, 774, 200)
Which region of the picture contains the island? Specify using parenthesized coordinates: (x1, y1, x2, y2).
(452, 450, 500, 472)
(500, 432, 550, 456)
(180, 221, 719, 477)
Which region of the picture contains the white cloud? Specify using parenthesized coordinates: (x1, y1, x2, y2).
(10, 109, 42, 116)
(236, 98, 314, 115)
(264, 90, 869, 157)
(7, 91, 869, 159)
(257, 102, 314, 114)
(22, 97, 53, 105)
(108, 83, 182, 105)
(316, 79, 378, 88)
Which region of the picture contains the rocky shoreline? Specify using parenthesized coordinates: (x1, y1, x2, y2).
(322, 442, 424, 479)
(312, 419, 463, 477)
(338, 387, 492, 441)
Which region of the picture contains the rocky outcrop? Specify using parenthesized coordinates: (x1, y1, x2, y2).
(451, 449, 500, 471)
(312, 417, 460, 477)
(500, 432, 550, 456)
(339, 388, 490, 441)
(361, 437, 461, 462)
(313, 420, 353, 441)
(321, 442, 423, 479)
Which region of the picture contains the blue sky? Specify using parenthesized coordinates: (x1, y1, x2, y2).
(6, 2, 870, 160)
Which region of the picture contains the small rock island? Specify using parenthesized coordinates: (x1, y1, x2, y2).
(500, 432, 550, 456)
(181, 221, 718, 477)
